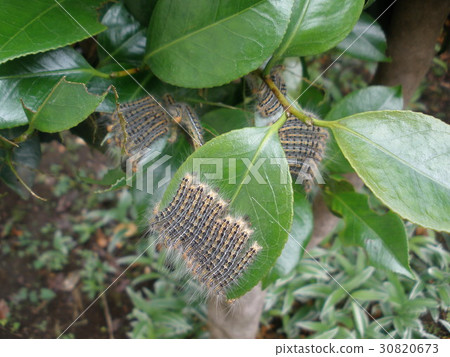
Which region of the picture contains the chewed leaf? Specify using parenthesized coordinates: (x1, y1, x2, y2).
(22, 77, 109, 133)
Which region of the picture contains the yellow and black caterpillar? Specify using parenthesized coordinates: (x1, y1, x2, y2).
(248, 67, 329, 191)
(150, 175, 261, 298)
(110, 95, 204, 155)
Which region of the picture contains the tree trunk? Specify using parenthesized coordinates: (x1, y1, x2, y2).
(372, 0, 450, 105)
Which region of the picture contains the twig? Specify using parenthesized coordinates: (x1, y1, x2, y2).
(263, 75, 314, 125)
(101, 294, 114, 339)
(6, 152, 46, 201)
(0, 135, 19, 147)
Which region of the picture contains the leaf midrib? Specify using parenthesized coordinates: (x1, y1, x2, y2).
(333, 121, 450, 191)
(230, 118, 284, 204)
(145, 0, 265, 60)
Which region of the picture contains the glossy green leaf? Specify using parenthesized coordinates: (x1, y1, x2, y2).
(0, 136, 41, 199)
(273, 0, 364, 58)
(336, 12, 388, 62)
(157, 126, 293, 299)
(201, 108, 252, 135)
(145, 0, 294, 88)
(23, 77, 108, 133)
(0, 0, 106, 64)
(329, 110, 450, 232)
(98, 3, 146, 67)
(330, 191, 412, 277)
(263, 190, 313, 286)
(0, 47, 104, 129)
(324, 85, 403, 173)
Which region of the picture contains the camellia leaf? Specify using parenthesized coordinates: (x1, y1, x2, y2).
(330, 191, 412, 277)
(98, 3, 147, 67)
(145, 0, 294, 88)
(0, 0, 107, 64)
(156, 125, 293, 299)
(22, 77, 109, 133)
(263, 190, 313, 287)
(324, 85, 403, 173)
(0, 47, 106, 129)
(272, 0, 364, 59)
(336, 12, 388, 62)
(328, 110, 450, 232)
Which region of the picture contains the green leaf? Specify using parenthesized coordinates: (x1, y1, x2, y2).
(98, 3, 146, 67)
(273, 0, 364, 59)
(0, 0, 106, 64)
(263, 191, 313, 286)
(145, 0, 294, 88)
(23, 77, 108, 133)
(0, 47, 104, 129)
(330, 191, 412, 277)
(336, 12, 388, 62)
(157, 126, 293, 299)
(324, 86, 403, 174)
(201, 108, 252, 135)
(124, 0, 158, 27)
(329, 110, 450, 232)
(0, 136, 41, 199)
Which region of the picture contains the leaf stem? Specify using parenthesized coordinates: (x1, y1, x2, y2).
(6, 151, 46, 201)
(0, 135, 19, 148)
(263, 74, 334, 128)
(108, 65, 150, 78)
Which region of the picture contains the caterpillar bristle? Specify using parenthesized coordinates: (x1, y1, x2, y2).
(151, 175, 260, 299)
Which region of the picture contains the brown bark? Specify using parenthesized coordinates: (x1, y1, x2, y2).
(373, 0, 450, 105)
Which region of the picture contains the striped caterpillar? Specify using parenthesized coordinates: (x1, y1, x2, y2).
(278, 113, 329, 191)
(109, 95, 204, 156)
(150, 174, 261, 300)
(246, 65, 287, 120)
(247, 67, 329, 191)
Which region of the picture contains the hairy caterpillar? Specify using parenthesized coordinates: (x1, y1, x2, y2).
(109, 95, 204, 156)
(246, 66, 287, 119)
(164, 94, 205, 150)
(247, 67, 329, 190)
(109, 96, 172, 156)
(150, 175, 261, 299)
(278, 113, 329, 191)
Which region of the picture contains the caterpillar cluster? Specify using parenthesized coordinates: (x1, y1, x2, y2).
(109, 95, 204, 156)
(248, 67, 329, 191)
(278, 114, 329, 191)
(246, 66, 286, 119)
(150, 174, 261, 299)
